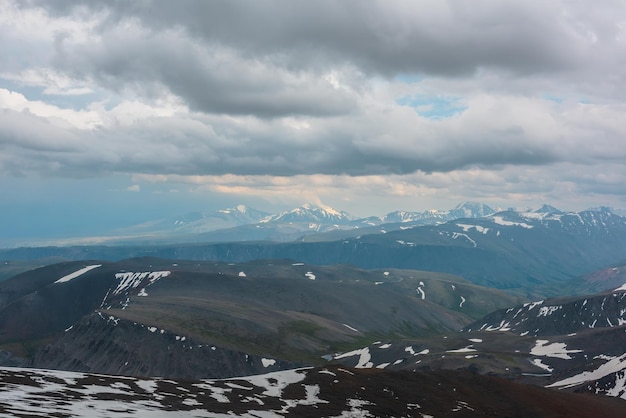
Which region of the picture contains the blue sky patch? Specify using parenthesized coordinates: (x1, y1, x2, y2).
(396, 94, 467, 119)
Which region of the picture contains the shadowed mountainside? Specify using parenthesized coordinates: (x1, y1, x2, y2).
(0, 258, 522, 379)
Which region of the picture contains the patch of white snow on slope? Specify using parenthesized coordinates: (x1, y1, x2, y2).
(614, 283, 626, 292)
(530, 340, 582, 359)
(334, 348, 373, 368)
(113, 271, 170, 295)
(342, 323, 359, 332)
(606, 371, 626, 399)
(241, 368, 309, 397)
(547, 353, 626, 389)
(538, 305, 562, 317)
(261, 358, 276, 368)
(55, 265, 102, 283)
(457, 224, 490, 234)
(531, 358, 554, 373)
(451, 232, 477, 247)
(405, 346, 429, 356)
(446, 345, 477, 353)
(491, 216, 534, 229)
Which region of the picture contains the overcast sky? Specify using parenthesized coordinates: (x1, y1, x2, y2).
(2, 0, 626, 242)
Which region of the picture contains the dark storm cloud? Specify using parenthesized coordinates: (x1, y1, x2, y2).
(37, 0, 598, 76)
(21, 0, 624, 121)
(58, 30, 356, 118)
(0, 105, 559, 178)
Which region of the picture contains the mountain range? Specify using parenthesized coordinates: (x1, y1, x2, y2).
(4, 204, 625, 296)
(9, 202, 497, 247)
(1, 257, 626, 415)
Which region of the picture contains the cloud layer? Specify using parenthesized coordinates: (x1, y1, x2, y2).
(2, 0, 626, 213)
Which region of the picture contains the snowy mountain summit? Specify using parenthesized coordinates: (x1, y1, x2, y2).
(261, 204, 355, 224)
(377, 201, 496, 225)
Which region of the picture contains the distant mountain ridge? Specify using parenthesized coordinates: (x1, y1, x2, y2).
(260, 203, 355, 225)
(3, 205, 626, 295)
(8, 201, 624, 248)
(97, 201, 499, 245)
(123, 204, 270, 235)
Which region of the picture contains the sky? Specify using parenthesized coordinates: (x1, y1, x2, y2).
(1, 0, 626, 242)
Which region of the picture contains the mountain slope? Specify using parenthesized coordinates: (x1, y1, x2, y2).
(0, 258, 522, 378)
(557, 263, 626, 296)
(331, 285, 626, 404)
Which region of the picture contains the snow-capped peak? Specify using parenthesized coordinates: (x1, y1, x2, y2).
(262, 204, 354, 224)
(534, 204, 562, 214)
(453, 202, 496, 218)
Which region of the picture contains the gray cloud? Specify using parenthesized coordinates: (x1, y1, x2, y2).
(36, 0, 621, 76)
(0, 104, 574, 179)
(13, 0, 620, 130)
(1, 1, 625, 190)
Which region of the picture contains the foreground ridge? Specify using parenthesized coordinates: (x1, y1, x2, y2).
(1, 365, 625, 417)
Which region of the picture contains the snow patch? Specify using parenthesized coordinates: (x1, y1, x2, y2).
(531, 358, 554, 373)
(334, 348, 373, 368)
(261, 358, 276, 368)
(491, 216, 534, 229)
(451, 232, 477, 247)
(342, 323, 359, 332)
(614, 283, 626, 292)
(530, 340, 582, 359)
(538, 305, 562, 317)
(405, 346, 429, 356)
(457, 224, 490, 234)
(446, 345, 477, 353)
(547, 353, 626, 389)
(55, 265, 102, 284)
(113, 271, 170, 296)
